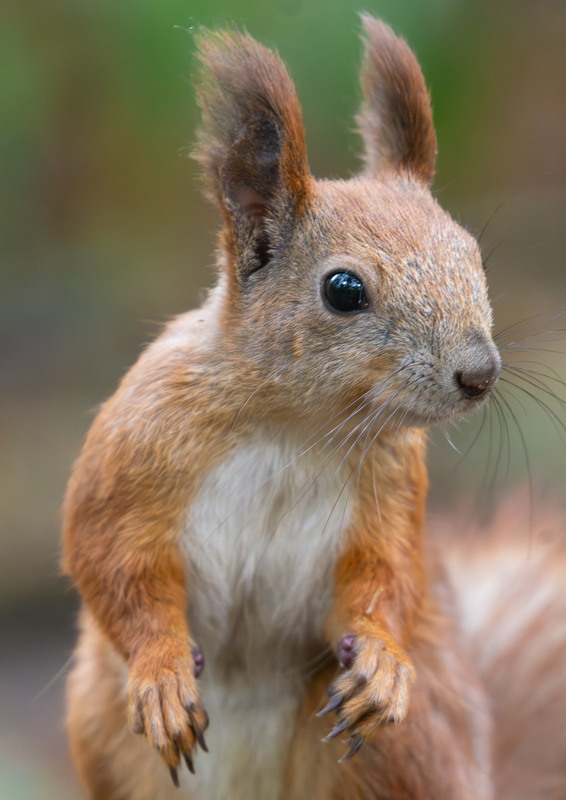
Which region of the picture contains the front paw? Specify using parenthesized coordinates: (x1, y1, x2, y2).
(318, 634, 415, 761)
(127, 644, 208, 785)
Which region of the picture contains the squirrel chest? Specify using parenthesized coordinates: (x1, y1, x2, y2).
(182, 432, 352, 671)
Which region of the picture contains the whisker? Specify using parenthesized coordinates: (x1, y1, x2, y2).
(477, 199, 506, 246)
(483, 221, 550, 270)
(352, 376, 420, 486)
(483, 394, 498, 499)
(502, 360, 566, 389)
(490, 393, 511, 488)
(281, 644, 334, 679)
(297, 365, 408, 457)
(371, 456, 384, 532)
(337, 378, 415, 475)
(500, 367, 566, 418)
(320, 377, 417, 544)
(499, 331, 566, 346)
(498, 376, 566, 443)
(392, 405, 412, 442)
(302, 388, 377, 453)
(504, 365, 566, 404)
(492, 388, 535, 542)
(442, 425, 462, 454)
(494, 309, 566, 343)
(499, 344, 566, 356)
(318, 393, 377, 456)
(447, 405, 489, 474)
(231, 364, 287, 429)
(291, 372, 404, 466)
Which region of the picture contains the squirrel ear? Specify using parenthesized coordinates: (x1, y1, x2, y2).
(193, 30, 311, 277)
(357, 16, 437, 186)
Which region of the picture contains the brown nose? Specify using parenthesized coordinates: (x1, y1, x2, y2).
(455, 363, 500, 398)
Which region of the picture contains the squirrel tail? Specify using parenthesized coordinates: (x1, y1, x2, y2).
(440, 492, 566, 800)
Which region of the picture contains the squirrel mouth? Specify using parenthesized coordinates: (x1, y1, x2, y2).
(396, 389, 494, 429)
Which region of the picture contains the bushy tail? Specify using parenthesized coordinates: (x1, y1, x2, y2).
(437, 493, 566, 800)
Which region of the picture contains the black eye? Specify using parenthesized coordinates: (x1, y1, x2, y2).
(324, 272, 369, 313)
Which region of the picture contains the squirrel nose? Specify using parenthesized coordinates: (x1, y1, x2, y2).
(455, 358, 501, 399)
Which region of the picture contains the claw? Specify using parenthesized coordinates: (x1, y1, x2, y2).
(338, 734, 364, 763)
(183, 752, 195, 775)
(130, 712, 145, 735)
(196, 729, 209, 753)
(316, 692, 344, 717)
(322, 718, 350, 742)
(169, 766, 180, 787)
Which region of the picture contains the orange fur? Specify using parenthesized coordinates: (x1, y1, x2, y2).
(63, 17, 565, 800)
(357, 17, 437, 184)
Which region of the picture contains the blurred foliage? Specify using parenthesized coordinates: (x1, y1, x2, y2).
(0, 0, 565, 795)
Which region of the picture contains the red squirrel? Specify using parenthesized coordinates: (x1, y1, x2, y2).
(63, 17, 566, 800)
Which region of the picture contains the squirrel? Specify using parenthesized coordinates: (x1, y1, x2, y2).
(63, 16, 566, 800)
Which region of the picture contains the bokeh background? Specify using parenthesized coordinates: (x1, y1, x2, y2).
(1, 0, 565, 797)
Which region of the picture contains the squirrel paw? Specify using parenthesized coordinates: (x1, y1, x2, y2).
(127, 646, 208, 785)
(318, 635, 415, 761)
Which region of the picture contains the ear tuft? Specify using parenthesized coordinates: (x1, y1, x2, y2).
(192, 28, 310, 275)
(357, 16, 437, 185)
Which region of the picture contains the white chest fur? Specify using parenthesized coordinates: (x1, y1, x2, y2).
(183, 429, 352, 669)
(181, 431, 352, 800)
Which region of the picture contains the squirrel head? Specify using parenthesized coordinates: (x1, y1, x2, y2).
(192, 17, 500, 430)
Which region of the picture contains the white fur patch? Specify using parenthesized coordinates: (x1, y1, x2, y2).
(181, 429, 352, 800)
(183, 675, 301, 800)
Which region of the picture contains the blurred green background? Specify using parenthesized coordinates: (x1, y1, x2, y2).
(1, 0, 564, 797)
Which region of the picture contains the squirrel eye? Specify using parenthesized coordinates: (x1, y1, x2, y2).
(324, 272, 369, 313)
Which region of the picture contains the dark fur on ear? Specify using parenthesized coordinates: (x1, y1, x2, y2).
(357, 16, 437, 185)
(193, 29, 311, 276)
